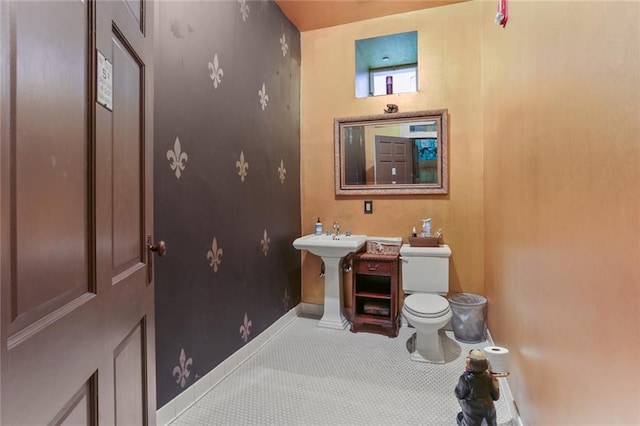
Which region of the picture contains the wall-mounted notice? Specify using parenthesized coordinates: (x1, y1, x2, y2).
(97, 50, 113, 111)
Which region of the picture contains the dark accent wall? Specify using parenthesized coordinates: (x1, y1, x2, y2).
(153, 1, 301, 408)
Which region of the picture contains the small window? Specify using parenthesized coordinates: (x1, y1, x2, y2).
(355, 31, 418, 98)
(409, 123, 437, 133)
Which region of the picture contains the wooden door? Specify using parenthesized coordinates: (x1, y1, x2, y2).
(374, 135, 413, 184)
(0, 0, 157, 424)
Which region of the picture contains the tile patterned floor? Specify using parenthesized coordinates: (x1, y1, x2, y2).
(171, 316, 513, 425)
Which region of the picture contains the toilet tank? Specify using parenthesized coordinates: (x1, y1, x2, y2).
(400, 244, 451, 294)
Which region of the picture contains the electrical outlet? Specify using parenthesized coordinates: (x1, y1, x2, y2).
(364, 200, 373, 214)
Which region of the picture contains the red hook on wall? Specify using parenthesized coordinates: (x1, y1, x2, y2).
(496, 0, 508, 28)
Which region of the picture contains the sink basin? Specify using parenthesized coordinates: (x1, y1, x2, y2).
(293, 234, 367, 258)
(293, 233, 367, 330)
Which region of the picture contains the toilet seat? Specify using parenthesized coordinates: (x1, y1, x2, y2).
(403, 294, 450, 318)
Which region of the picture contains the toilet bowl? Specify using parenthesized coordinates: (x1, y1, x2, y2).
(402, 293, 452, 363)
(400, 244, 452, 363)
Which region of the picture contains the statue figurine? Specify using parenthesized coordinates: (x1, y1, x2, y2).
(455, 349, 500, 426)
(383, 103, 398, 114)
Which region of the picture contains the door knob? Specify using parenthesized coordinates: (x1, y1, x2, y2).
(150, 240, 166, 256)
(146, 235, 166, 283)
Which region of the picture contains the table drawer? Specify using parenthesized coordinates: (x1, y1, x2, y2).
(355, 260, 393, 275)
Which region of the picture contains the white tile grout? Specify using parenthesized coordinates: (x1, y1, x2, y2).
(165, 308, 515, 426)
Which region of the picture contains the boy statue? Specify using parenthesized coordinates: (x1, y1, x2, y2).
(455, 349, 500, 426)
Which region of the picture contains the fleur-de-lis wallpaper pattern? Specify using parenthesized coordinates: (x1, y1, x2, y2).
(172, 348, 193, 389)
(236, 151, 249, 182)
(278, 159, 286, 183)
(260, 229, 270, 256)
(207, 237, 223, 273)
(259, 83, 269, 110)
(154, 0, 301, 409)
(280, 33, 288, 57)
(238, 0, 250, 22)
(167, 137, 188, 179)
(239, 312, 252, 343)
(208, 54, 224, 89)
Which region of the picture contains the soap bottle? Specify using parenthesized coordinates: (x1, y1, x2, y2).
(315, 218, 323, 235)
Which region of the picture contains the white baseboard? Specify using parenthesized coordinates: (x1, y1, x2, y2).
(298, 301, 323, 317)
(485, 329, 524, 426)
(156, 304, 303, 426)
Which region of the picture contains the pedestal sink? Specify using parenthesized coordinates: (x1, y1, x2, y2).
(293, 234, 367, 329)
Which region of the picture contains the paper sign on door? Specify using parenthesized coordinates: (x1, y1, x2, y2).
(97, 50, 113, 111)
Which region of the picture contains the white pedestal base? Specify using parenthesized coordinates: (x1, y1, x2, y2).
(317, 315, 349, 330)
(317, 256, 348, 330)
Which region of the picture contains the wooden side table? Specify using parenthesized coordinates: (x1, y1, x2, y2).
(350, 252, 400, 337)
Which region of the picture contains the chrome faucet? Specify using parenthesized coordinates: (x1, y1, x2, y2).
(332, 221, 340, 239)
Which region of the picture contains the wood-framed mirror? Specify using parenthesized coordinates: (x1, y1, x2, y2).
(334, 109, 448, 195)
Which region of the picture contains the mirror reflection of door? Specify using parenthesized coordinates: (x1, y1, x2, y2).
(374, 136, 413, 184)
(344, 127, 367, 185)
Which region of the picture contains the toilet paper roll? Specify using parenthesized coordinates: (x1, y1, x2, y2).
(483, 346, 510, 374)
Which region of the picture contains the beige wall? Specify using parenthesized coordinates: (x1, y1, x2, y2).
(300, 2, 484, 306)
(482, 1, 640, 424)
(301, 0, 640, 423)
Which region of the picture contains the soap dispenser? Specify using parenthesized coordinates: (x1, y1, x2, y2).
(421, 218, 432, 237)
(315, 218, 323, 235)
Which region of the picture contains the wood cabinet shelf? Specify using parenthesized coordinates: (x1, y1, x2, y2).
(355, 292, 390, 299)
(350, 252, 400, 337)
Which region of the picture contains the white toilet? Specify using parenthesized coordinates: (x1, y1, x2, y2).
(400, 244, 452, 363)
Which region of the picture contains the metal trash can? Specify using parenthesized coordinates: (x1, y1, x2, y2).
(448, 293, 487, 343)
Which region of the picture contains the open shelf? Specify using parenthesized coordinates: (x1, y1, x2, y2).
(355, 275, 390, 296)
(350, 253, 400, 338)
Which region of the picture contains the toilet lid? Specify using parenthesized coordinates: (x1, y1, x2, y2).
(404, 294, 450, 318)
